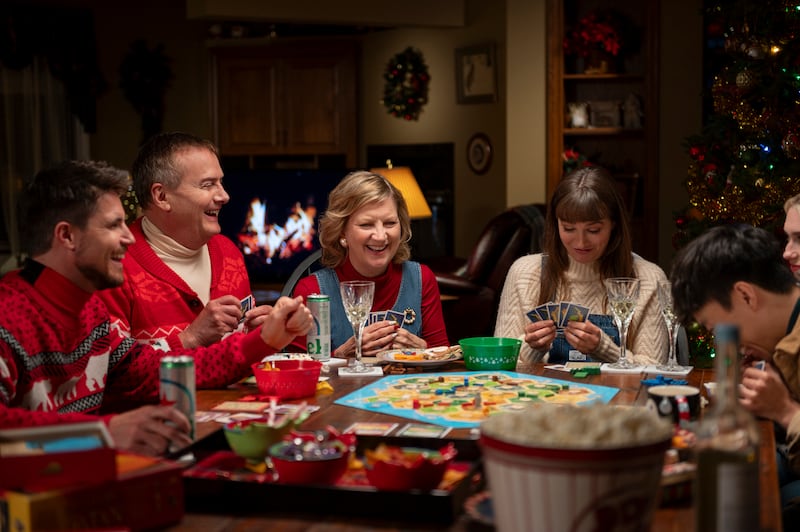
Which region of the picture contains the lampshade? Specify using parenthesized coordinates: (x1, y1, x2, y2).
(371, 162, 432, 220)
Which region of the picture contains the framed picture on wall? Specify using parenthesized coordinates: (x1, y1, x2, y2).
(455, 43, 497, 104)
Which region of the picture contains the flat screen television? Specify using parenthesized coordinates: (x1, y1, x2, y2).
(219, 169, 348, 288)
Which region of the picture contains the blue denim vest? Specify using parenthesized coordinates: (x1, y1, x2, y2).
(314, 261, 422, 350)
(548, 314, 620, 364)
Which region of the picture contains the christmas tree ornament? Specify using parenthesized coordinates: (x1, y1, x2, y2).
(782, 131, 800, 159)
(735, 68, 756, 91)
(745, 43, 766, 59)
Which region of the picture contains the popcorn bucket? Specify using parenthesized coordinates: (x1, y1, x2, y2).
(479, 405, 671, 532)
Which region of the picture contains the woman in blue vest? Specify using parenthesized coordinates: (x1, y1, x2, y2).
(291, 171, 449, 357)
(494, 167, 668, 366)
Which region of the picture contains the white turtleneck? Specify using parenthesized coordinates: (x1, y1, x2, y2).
(141, 216, 212, 304)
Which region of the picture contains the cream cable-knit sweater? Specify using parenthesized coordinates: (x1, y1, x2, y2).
(495, 253, 669, 366)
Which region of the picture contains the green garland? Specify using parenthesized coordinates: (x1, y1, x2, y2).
(381, 47, 430, 121)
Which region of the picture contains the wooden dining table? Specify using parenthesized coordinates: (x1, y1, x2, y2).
(168, 359, 782, 531)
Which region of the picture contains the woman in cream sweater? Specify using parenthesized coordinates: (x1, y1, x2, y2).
(495, 167, 668, 366)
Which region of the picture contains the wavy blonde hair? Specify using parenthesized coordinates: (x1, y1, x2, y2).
(319, 170, 412, 269)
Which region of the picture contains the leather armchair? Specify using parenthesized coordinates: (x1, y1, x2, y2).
(431, 204, 546, 343)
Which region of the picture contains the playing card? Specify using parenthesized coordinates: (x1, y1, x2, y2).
(563, 303, 590, 324)
(385, 310, 406, 328)
(534, 304, 550, 322)
(239, 295, 254, 323)
(369, 311, 387, 325)
(526, 309, 542, 322)
(546, 302, 560, 325)
(558, 302, 571, 327)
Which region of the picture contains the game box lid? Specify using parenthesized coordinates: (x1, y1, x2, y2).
(179, 429, 483, 523)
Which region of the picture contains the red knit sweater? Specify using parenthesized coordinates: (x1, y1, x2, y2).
(97, 218, 252, 351)
(0, 262, 272, 429)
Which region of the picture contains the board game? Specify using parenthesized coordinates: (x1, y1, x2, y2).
(335, 371, 620, 428)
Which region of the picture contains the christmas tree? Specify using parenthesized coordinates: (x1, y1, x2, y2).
(673, 1, 800, 364)
(674, 1, 800, 248)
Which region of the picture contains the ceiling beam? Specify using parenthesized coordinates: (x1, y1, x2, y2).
(186, 0, 466, 28)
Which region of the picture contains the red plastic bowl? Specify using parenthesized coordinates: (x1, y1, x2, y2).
(268, 431, 356, 485)
(251, 359, 322, 399)
(364, 443, 457, 491)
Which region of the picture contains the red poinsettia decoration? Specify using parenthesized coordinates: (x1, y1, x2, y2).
(563, 10, 636, 58)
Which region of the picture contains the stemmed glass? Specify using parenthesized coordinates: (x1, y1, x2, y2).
(604, 277, 642, 370)
(339, 280, 375, 374)
(656, 280, 689, 372)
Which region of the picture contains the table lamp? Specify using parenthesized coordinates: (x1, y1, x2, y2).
(371, 160, 432, 220)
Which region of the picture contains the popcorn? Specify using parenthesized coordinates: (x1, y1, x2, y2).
(480, 403, 672, 448)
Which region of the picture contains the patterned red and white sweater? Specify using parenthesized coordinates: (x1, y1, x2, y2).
(97, 218, 253, 351)
(0, 261, 272, 429)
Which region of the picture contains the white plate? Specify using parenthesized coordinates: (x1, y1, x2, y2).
(377, 348, 462, 368)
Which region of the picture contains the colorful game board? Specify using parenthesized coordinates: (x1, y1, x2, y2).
(335, 371, 620, 428)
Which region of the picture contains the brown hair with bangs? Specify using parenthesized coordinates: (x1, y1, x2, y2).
(538, 166, 634, 305)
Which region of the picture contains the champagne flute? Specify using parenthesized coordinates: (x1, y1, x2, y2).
(656, 280, 689, 372)
(604, 277, 642, 370)
(339, 280, 375, 374)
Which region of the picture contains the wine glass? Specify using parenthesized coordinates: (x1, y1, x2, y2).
(604, 277, 642, 370)
(655, 280, 689, 372)
(339, 280, 375, 374)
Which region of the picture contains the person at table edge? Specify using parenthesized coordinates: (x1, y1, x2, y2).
(290, 170, 448, 357)
(670, 223, 800, 527)
(0, 160, 312, 456)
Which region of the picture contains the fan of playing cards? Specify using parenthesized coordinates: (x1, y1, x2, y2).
(527, 301, 590, 329)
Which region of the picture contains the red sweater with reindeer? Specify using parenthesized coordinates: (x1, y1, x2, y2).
(0, 261, 271, 429)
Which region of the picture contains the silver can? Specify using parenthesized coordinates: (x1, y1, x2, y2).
(306, 294, 331, 360)
(159, 355, 196, 440)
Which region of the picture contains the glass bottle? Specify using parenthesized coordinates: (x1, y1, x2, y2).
(693, 323, 760, 531)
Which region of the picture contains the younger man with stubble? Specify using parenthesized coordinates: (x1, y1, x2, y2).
(669, 223, 800, 523)
(0, 160, 312, 457)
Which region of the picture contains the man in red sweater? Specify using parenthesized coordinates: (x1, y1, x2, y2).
(98, 132, 266, 351)
(0, 160, 312, 456)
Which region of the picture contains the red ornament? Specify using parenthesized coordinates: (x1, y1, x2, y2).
(675, 216, 687, 228)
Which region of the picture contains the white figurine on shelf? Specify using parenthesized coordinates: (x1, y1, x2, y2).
(568, 102, 590, 128)
(623, 93, 642, 129)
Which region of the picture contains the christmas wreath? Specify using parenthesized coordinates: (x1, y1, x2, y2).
(381, 47, 430, 121)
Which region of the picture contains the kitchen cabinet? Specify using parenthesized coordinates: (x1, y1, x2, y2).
(546, 0, 659, 260)
(211, 39, 357, 167)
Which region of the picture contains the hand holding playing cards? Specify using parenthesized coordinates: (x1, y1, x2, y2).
(242, 304, 271, 330)
(740, 361, 800, 428)
(259, 296, 313, 350)
(562, 320, 602, 355)
(524, 319, 557, 351)
(108, 405, 193, 457)
(179, 294, 244, 348)
(358, 321, 399, 356)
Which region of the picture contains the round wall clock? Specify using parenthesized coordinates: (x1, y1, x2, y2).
(467, 133, 492, 175)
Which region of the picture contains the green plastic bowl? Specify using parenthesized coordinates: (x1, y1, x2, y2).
(459, 337, 522, 370)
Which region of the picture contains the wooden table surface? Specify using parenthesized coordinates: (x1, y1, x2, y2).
(169, 361, 782, 531)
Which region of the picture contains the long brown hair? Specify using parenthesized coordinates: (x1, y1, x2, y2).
(538, 166, 634, 305)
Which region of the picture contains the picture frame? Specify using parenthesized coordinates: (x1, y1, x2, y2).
(466, 133, 493, 175)
(456, 43, 497, 104)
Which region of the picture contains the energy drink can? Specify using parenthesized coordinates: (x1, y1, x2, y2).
(159, 355, 196, 440)
(306, 294, 331, 360)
